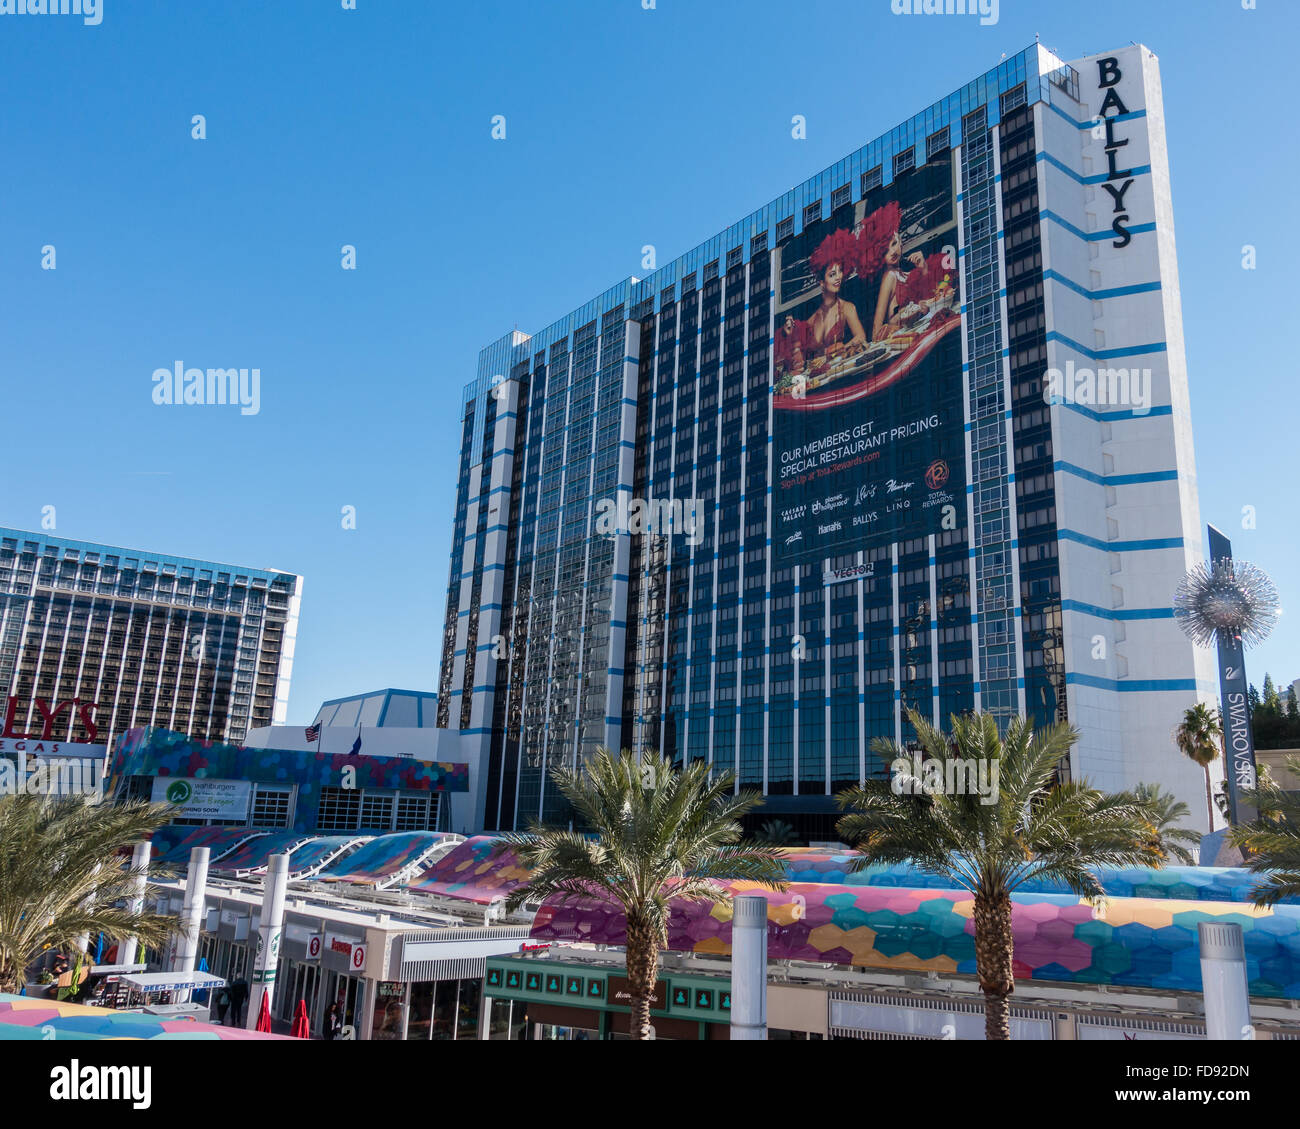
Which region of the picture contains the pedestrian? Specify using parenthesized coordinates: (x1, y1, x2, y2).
(229, 977, 249, 1026)
(324, 1001, 342, 1041)
(215, 986, 231, 1025)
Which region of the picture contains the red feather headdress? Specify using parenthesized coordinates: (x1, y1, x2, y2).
(809, 227, 860, 281)
(854, 200, 902, 277)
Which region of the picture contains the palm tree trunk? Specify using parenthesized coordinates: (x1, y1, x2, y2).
(973, 891, 1015, 1040)
(625, 915, 660, 1040)
(1204, 764, 1215, 835)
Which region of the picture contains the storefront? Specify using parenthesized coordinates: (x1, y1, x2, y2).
(184, 880, 529, 1039)
(482, 955, 738, 1041)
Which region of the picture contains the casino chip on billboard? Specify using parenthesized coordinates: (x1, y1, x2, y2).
(772, 150, 965, 567)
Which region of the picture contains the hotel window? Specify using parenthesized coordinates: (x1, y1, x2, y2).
(726, 246, 743, 271)
(1000, 83, 1027, 116)
(831, 183, 851, 212)
(802, 200, 822, 227)
(750, 230, 767, 256)
(861, 166, 882, 196)
(775, 216, 794, 244)
(927, 127, 950, 158)
(893, 148, 915, 176)
(250, 784, 293, 828)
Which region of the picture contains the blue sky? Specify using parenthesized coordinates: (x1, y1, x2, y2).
(2, 0, 1295, 721)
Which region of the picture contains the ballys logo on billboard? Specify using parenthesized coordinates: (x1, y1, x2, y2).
(2, 697, 100, 743)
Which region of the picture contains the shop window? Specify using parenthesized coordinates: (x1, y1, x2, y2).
(250, 784, 293, 828)
(360, 792, 394, 831)
(394, 793, 431, 832)
(316, 786, 360, 831)
(457, 979, 481, 1040)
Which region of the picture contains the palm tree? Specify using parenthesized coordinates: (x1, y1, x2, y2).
(835, 710, 1162, 1040)
(1175, 703, 1222, 829)
(0, 793, 176, 995)
(752, 818, 800, 847)
(1130, 782, 1201, 865)
(1230, 755, 1300, 906)
(1215, 761, 1278, 822)
(499, 747, 787, 1039)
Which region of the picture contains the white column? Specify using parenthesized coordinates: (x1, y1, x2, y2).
(730, 894, 768, 1040)
(74, 862, 102, 956)
(1199, 921, 1252, 1041)
(247, 853, 290, 1030)
(171, 847, 210, 996)
(117, 841, 151, 967)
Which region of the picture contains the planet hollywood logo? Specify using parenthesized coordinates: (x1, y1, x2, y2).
(812, 493, 848, 515)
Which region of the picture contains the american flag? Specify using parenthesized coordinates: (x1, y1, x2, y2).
(305, 723, 321, 744)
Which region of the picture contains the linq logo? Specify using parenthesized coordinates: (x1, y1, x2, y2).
(3, 697, 100, 743)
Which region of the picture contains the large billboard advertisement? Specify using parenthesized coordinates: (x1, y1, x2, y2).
(773, 150, 965, 567)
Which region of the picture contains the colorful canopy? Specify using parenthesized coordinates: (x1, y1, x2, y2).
(210, 832, 315, 876)
(404, 834, 530, 903)
(0, 994, 290, 1040)
(283, 835, 371, 878)
(310, 831, 461, 889)
(150, 826, 267, 867)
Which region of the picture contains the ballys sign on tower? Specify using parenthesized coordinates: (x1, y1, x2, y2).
(1094, 55, 1139, 249)
(2, 697, 101, 742)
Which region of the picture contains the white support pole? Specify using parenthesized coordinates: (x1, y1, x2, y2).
(117, 841, 152, 967)
(247, 853, 290, 1030)
(171, 847, 210, 995)
(1199, 921, 1252, 1040)
(730, 894, 768, 1040)
(74, 862, 102, 957)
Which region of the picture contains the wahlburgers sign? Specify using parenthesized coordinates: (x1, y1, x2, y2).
(151, 776, 250, 820)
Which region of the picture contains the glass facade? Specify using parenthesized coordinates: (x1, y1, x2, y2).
(440, 47, 1089, 834)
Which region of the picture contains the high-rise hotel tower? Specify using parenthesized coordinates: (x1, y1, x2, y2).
(0, 528, 302, 748)
(439, 44, 1220, 837)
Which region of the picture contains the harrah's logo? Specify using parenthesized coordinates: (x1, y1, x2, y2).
(3, 697, 100, 743)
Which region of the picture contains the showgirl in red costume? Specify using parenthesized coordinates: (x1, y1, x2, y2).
(805, 226, 867, 359)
